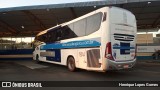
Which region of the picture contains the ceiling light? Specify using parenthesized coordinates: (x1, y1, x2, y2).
(148, 2, 151, 4)
(21, 26, 24, 29)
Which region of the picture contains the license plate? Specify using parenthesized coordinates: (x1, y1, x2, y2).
(123, 65, 129, 68)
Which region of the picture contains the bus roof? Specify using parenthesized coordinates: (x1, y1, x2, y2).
(36, 6, 133, 37)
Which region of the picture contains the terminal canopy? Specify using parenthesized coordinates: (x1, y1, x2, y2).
(0, 0, 160, 37)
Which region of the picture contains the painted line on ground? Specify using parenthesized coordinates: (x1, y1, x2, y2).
(15, 61, 48, 69)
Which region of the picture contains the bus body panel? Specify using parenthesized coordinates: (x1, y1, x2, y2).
(61, 49, 78, 66)
(33, 6, 137, 72)
(109, 7, 137, 62)
(100, 7, 110, 71)
(103, 7, 137, 70)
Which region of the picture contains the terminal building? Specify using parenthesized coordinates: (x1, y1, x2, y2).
(0, 0, 160, 60)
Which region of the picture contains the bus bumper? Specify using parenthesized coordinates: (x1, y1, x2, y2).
(107, 59, 136, 70)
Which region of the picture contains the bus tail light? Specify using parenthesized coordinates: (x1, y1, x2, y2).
(105, 42, 114, 60)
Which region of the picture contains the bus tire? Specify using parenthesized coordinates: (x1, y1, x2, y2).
(67, 56, 76, 72)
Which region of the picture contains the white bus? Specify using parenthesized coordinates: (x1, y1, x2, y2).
(33, 6, 137, 72)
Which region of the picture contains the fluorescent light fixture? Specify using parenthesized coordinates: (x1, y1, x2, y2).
(148, 2, 151, 4)
(21, 26, 24, 29)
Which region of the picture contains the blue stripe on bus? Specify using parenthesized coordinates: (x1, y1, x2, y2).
(40, 40, 101, 50)
(113, 47, 135, 49)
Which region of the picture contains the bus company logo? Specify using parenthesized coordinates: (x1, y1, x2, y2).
(124, 37, 126, 40)
(2, 82, 11, 87)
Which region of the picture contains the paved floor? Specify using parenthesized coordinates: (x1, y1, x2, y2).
(0, 60, 160, 81)
(0, 60, 160, 89)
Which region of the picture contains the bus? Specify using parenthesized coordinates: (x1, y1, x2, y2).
(33, 6, 137, 72)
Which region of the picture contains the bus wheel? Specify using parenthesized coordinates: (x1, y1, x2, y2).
(67, 57, 76, 72)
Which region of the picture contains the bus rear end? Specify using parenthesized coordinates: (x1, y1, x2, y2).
(105, 7, 137, 70)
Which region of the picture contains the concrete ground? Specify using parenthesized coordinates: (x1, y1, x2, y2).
(0, 59, 160, 90)
(0, 60, 160, 81)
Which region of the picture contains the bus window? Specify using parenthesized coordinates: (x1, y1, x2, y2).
(74, 19, 86, 37)
(46, 30, 56, 43)
(56, 30, 62, 41)
(61, 26, 77, 40)
(86, 13, 102, 35)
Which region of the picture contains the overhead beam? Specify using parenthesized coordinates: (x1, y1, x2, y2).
(134, 12, 160, 15)
(0, 19, 17, 33)
(137, 18, 157, 20)
(0, 31, 38, 37)
(152, 14, 160, 27)
(0, 32, 11, 35)
(137, 25, 156, 29)
(0, 29, 41, 37)
(0, 34, 36, 37)
(0, 32, 12, 37)
(22, 10, 46, 30)
(125, 5, 160, 9)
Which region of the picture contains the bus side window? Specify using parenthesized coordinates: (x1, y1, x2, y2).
(46, 33, 51, 43)
(86, 13, 102, 35)
(43, 34, 47, 43)
(61, 26, 77, 40)
(46, 30, 58, 43)
(56, 29, 62, 41)
(74, 19, 86, 37)
(60, 27, 66, 40)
